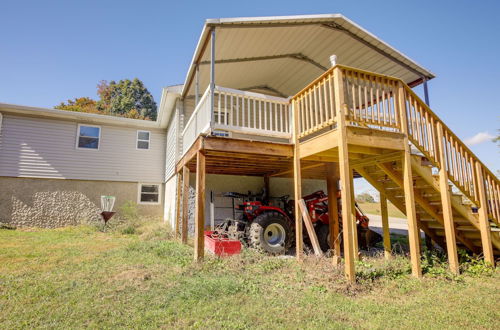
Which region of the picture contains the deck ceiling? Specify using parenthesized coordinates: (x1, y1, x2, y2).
(182, 14, 435, 98)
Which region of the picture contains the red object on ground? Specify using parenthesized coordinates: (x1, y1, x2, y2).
(204, 231, 241, 256)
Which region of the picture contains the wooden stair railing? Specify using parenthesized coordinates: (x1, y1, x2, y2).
(292, 65, 500, 229)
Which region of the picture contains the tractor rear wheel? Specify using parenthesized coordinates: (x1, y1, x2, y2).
(248, 212, 293, 254)
(316, 223, 331, 252)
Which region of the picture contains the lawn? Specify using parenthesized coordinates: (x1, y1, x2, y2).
(358, 201, 407, 219)
(0, 221, 498, 329)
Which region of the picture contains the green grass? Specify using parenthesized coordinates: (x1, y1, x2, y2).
(358, 201, 407, 219)
(0, 221, 498, 329)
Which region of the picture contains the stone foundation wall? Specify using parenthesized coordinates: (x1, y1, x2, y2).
(0, 177, 164, 228)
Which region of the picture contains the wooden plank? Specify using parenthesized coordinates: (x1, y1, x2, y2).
(436, 122, 460, 274)
(174, 171, 182, 239)
(475, 161, 495, 265)
(326, 163, 341, 263)
(334, 67, 356, 283)
(397, 82, 422, 278)
(380, 191, 391, 259)
(346, 126, 405, 151)
(181, 166, 190, 244)
(292, 100, 303, 260)
(298, 199, 322, 256)
(194, 151, 206, 261)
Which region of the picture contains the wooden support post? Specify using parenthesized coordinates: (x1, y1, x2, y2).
(475, 162, 495, 265)
(397, 82, 422, 278)
(194, 151, 206, 261)
(334, 67, 356, 283)
(350, 169, 359, 260)
(326, 163, 341, 264)
(174, 171, 182, 239)
(380, 191, 392, 259)
(292, 100, 303, 260)
(436, 122, 460, 274)
(181, 166, 190, 244)
(298, 199, 322, 256)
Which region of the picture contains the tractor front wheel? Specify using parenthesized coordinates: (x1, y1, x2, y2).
(248, 212, 293, 254)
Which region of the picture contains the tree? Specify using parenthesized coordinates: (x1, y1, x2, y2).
(355, 192, 375, 203)
(55, 97, 99, 114)
(55, 78, 157, 120)
(97, 79, 157, 120)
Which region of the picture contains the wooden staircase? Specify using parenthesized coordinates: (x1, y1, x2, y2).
(291, 64, 500, 281)
(355, 154, 500, 255)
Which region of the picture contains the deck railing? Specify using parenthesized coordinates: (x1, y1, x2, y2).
(182, 87, 212, 153)
(182, 86, 292, 153)
(212, 86, 291, 138)
(291, 65, 500, 225)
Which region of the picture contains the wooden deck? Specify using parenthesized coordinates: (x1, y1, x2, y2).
(174, 64, 500, 283)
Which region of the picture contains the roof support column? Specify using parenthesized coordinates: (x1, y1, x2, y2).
(210, 27, 216, 126)
(195, 65, 200, 106)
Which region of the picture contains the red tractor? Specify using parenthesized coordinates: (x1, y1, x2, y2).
(215, 190, 381, 254)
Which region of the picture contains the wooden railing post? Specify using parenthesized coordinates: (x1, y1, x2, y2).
(292, 100, 303, 260)
(397, 82, 422, 278)
(436, 122, 460, 274)
(475, 162, 495, 265)
(334, 67, 356, 283)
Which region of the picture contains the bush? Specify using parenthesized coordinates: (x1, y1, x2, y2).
(356, 192, 375, 203)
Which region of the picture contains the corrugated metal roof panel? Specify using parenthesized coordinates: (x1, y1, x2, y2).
(182, 14, 435, 98)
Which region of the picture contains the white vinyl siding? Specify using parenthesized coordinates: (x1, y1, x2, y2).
(165, 100, 182, 181)
(0, 114, 166, 182)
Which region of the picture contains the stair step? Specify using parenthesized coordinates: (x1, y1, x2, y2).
(457, 225, 477, 232)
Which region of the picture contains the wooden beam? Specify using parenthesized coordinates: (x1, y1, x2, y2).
(298, 199, 322, 256)
(292, 100, 303, 260)
(194, 151, 206, 261)
(203, 136, 293, 157)
(475, 161, 495, 265)
(270, 163, 324, 177)
(181, 166, 190, 244)
(346, 126, 405, 151)
(326, 163, 341, 263)
(334, 67, 356, 283)
(436, 122, 460, 274)
(397, 82, 422, 278)
(175, 171, 182, 239)
(350, 151, 402, 168)
(298, 129, 339, 159)
(176, 137, 203, 172)
(380, 191, 392, 259)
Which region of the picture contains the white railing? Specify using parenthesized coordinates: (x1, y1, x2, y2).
(182, 86, 292, 154)
(212, 86, 291, 138)
(182, 87, 211, 153)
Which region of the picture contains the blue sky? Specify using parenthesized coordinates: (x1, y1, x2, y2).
(0, 0, 498, 191)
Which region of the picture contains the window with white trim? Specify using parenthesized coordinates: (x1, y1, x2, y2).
(137, 130, 150, 149)
(138, 184, 160, 204)
(77, 124, 100, 149)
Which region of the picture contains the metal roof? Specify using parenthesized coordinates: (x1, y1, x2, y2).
(181, 14, 435, 98)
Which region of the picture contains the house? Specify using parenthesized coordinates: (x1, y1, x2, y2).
(1, 14, 498, 281)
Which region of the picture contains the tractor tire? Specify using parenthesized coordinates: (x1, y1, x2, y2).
(316, 223, 331, 252)
(248, 212, 294, 254)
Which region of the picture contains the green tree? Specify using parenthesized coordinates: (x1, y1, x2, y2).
(356, 192, 375, 203)
(97, 79, 157, 120)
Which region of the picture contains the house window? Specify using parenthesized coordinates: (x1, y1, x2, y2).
(77, 124, 100, 149)
(137, 130, 150, 149)
(138, 184, 160, 204)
